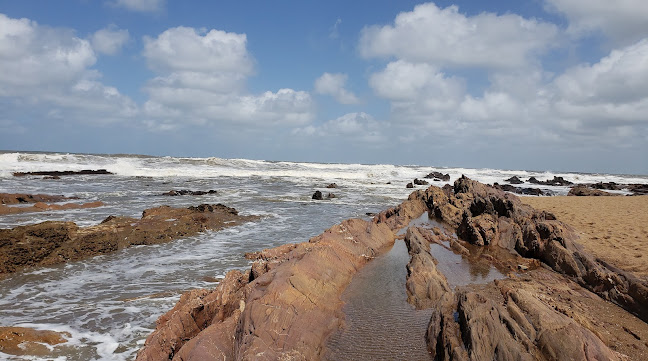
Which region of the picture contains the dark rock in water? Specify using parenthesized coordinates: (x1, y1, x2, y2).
(568, 185, 619, 196)
(628, 183, 648, 195)
(43, 176, 60, 180)
(312, 190, 323, 200)
(505, 176, 524, 184)
(528, 176, 573, 186)
(326, 183, 337, 189)
(591, 181, 623, 190)
(0, 204, 257, 275)
(413, 178, 429, 186)
(326, 193, 336, 199)
(13, 169, 113, 177)
(493, 183, 544, 196)
(162, 190, 217, 196)
(1, 193, 73, 205)
(424, 171, 450, 181)
(406, 182, 414, 188)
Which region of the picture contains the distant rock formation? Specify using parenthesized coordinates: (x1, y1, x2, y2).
(13, 169, 113, 177)
(162, 190, 217, 196)
(424, 171, 450, 181)
(568, 185, 619, 196)
(505, 176, 524, 184)
(528, 176, 573, 186)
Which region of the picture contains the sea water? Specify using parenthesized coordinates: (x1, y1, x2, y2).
(0, 151, 646, 360)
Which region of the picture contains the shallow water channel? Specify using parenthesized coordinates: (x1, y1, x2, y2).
(325, 213, 506, 360)
(325, 239, 433, 360)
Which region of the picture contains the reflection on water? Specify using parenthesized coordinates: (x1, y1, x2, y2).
(325, 240, 433, 360)
(430, 243, 505, 288)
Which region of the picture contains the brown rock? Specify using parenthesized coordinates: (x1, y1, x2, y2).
(138, 216, 397, 361)
(0, 193, 74, 205)
(0, 204, 258, 275)
(568, 185, 619, 196)
(404, 227, 451, 309)
(0, 327, 70, 356)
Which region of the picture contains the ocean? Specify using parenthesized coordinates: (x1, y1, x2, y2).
(1, 151, 646, 361)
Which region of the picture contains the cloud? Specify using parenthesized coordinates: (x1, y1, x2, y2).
(294, 112, 386, 143)
(142, 26, 314, 128)
(111, 0, 164, 12)
(91, 25, 129, 55)
(359, 2, 560, 69)
(329, 18, 342, 39)
(0, 13, 137, 124)
(314, 72, 359, 104)
(545, 0, 648, 45)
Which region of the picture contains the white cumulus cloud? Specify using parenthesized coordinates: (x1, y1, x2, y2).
(142, 26, 313, 128)
(0, 13, 137, 123)
(545, 0, 648, 45)
(314, 72, 359, 104)
(359, 2, 560, 69)
(91, 25, 129, 55)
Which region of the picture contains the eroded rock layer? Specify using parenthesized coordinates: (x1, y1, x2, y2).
(0, 204, 256, 274)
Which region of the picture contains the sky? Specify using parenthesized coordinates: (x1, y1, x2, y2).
(1, 0, 647, 174)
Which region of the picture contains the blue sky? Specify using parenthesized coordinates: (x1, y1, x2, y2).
(1, 0, 647, 174)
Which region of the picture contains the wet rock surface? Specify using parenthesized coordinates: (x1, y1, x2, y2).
(0, 193, 76, 205)
(0, 203, 257, 274)
(0, 327, 70, 356)
(528, 176, 574, 186)
(137, 177, 648, 361)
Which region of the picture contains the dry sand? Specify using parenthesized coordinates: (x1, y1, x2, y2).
(523, 195, 648, 279)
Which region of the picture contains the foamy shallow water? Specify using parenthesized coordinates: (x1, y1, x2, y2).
(0, 151, 646, 360)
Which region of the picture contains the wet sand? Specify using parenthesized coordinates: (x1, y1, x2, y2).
(523, 195, 648, 278)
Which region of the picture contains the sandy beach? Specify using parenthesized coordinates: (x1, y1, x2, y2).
(523, 195, 648, 279)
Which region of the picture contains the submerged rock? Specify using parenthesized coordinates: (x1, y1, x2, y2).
(0, 193, 74, 205)
(0, 327, 70, 356)
(162, 189, 217, 196)
(326, 183, 338, 189)
(13, 169, 112, 177)
(0, 203, 257, 275)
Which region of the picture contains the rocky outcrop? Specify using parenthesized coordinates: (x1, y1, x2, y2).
(414, 178, 429, 186)
(505, 176, 524, 184)
(312, 190, 323, 200)
(424, 171, 451, 181)
(13, 169, 112, 177)
(493, 183, 545, 196)
(528, 176, 573, 186)
(326, 183, 338, 189)
(414, 176, 648, 322)
(0, 201, 104, 215)
(406, 182, 414, 188)
(427, 283, 622, 361)
(137, 216, 400, 361)
(404, 227, 450, 309)
(162, 190, 217, 196)
(0, 193, 76, 205)
(568, 185, 619, 196)
(137, 177, 648, 360)
(0, 204, 257, 274)
(0, 327, 70, 356)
